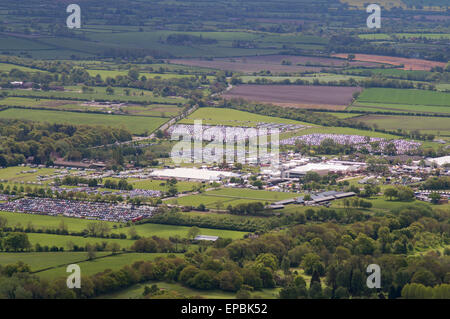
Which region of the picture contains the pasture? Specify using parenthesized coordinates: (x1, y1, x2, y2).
(356, 88, 450, 107)
(180, 107, 311, 126)
(37, 253, 181, 279)
(131, 179, 203, 192)
(0, 252, 110, 272)
(352, 115, 450, 136)
(0, 108, 168, 135)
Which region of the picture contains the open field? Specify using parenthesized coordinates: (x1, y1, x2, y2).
(356, 88, 450, 106)
(351, 115, 450, 136)
(37, 253, 181, 279)
(170, 54, 379, 74)
(167, 188, 298, 208)
(26, 233, 135, 250)
(0, 166, 60, 183)
(122, 223, 248, 240)
(0, 211, 247, 240)
(0, 211, 118, 233)
(359, 33, 450, 40)
(0, 252, 111, 272)
(0, 108, 168, 135)
(180, 107, 312, 126)
(2, 86, 185, 105)
(222, 85, 361, 110)
(99, 280, 281, 299)
(131, 179, 203, 192)
(332, 53, 447, 71)
(167, 194, 265, 208)
(349, 102, 450, 115)
(205, 188, 298, 201)
(241, 73, 368, 84)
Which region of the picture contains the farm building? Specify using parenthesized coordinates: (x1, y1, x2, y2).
(285, 162, 362, 178)
(426, 156, 450, 167)
(194, 235, 219, 242)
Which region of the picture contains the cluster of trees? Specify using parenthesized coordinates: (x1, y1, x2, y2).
(245, 75, 435, 90)
(103, 179, 133, 191)
(56, 176, 99, 188)
(384, 186, 415, 201)
(227, 202, 267, 216)
(0, 119, 131, 167)
(421, 176, 450, 190)
(130, 236, 177, 253)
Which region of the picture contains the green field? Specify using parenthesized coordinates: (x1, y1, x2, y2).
(2, 86, 185, 105)
(37, 252, 181, 279)
(131, 179, 203, 192)
(180, 107, 312, 126)
(0, 252, 110, 272)
(0, 166, 60, 183)
(0, 211, 119, 233)
(115, 223, 247, 240)
(26, 233, 135, 250)
(0, 210, 247, 240)
(99, 280, 281, 299)
(357, 88, 450, 107)
(349, 102, 450, 115)
(353, 115, 450, 136)
(167, 188, 298, 209)
(359, 33, 450, 40)
(0, 108, 168, 135)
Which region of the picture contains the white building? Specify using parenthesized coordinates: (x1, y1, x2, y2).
(150, 167, 240, 181)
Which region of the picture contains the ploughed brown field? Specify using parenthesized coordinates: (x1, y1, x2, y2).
(332, 53, 447, 71)
(169, 55, 379, 73)
(222, 85, 361, 110)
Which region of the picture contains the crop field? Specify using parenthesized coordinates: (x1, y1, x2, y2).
(345, 68, 432, 79)
(349, 102, 450, 115)
(170, 54, 379, 74)
(352, 115, 450, 136)
(359, 33, 450, 40)
(222, 85, 362, 110)
(0, 62, 44, 73)
(180, 107, 312, 126)
(241, 73, 368, 84)
(332, 53, 447, 71)
(0, 108, 168, 135)
(2, 86, 186, 105)
(356, 88, 450, 107)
